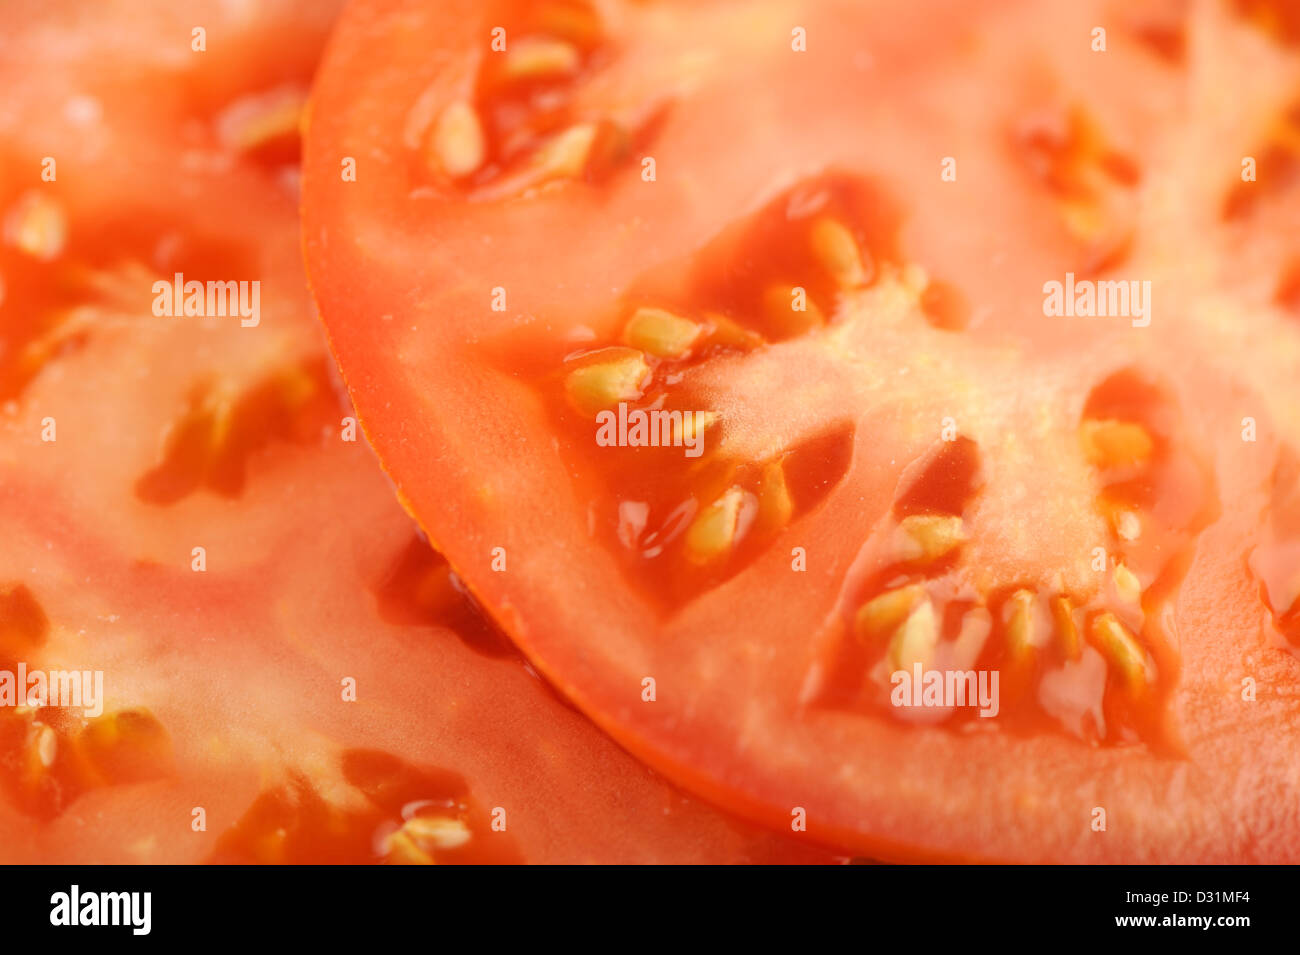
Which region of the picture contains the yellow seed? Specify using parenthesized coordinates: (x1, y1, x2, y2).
(502, 37, 581, 80)
(622, 307, 701, 358)
(887, 598, 939, 671)
(428, 100, 486, 179)
(405, 815, 472, 850)
(1050, 595, 1081, 661)
(272, 363, 319, 411)
(384, 829, 436, 865)
(37, 725, 57, 768)
(703, 312, 763, 350)
(1114, 563, 1142, 604)
(1080, 418, 1153, 469)
(1113, 509, 1141, 541)
(1004, 588, 1040, 660)
(684, 486, 747, 564)
(1091, 612, 1149, 692)
(564, 348, 649, 414)
(537, 4, 602, 48)
(201, 379, 242, 450)
(5, 192, 67, 261)
(951, 606, 992, 670)
(900, 262, 930, 296)
(383, 815, 471, 865)
(673, 410, 717, 447)
(895, 514, 965, 563)
(79, 258, 157, 307)
(534, 123, 597, 179)
(1061, 198, 1106, 241)
(810, 217, 868, 287)
(225, 90, 305, 154)
(853, 584, 924, 644)
(757, 460, 794, 530)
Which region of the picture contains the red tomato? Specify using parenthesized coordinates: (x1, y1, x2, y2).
(303, 0, 1300, 861)
(0, 0, 833, 864)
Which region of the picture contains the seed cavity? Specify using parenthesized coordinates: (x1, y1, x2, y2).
(919, 278, 972, 331)
(135, 359, 338, 505)
(1015, 105, 1139, 269)
(1231, 0, 1300, 47)
(79, 709, 172, 783)
(893, 435, 983, 519)
(418, 4, 647, 199)
(761, 283, 825, 337)
(0, 583, 50, 658)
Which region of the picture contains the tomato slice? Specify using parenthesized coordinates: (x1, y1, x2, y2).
(304, 0, 1300, 860)
(0, 0, 831, 864)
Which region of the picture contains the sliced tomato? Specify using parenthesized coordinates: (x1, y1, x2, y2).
(0, 0, 831, 864)
(304, 0, 1300, 861)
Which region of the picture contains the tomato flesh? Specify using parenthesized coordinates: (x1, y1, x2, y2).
(0, 0, 834, 865)
(304, 0, 1300, 861)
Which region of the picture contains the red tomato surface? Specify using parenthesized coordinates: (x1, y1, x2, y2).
(0, 0, 833, 864)
(303, 0, 1300, 861)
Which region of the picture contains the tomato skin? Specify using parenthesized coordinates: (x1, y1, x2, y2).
(305, 0, 1300, 861)
(0, 0, 838, 865)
